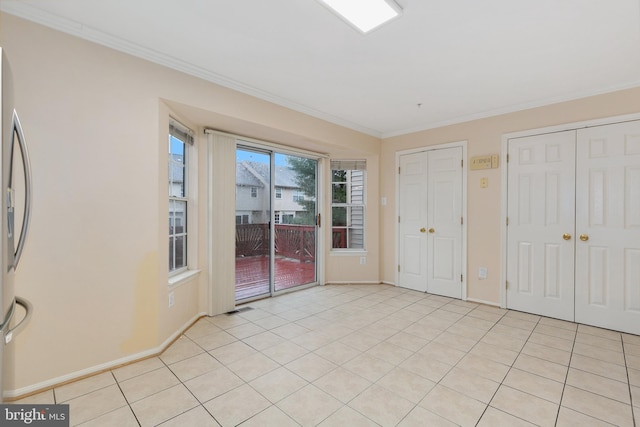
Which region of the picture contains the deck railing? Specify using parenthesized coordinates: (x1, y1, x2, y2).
(236, 223, 346, 261)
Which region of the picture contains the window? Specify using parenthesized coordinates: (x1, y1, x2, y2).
(282, 214, 294, 224)
(331, 160, 366, 249)
(236, 214, 249, 225)
(275, 187, 282, 199)
(251, 187, 258, 198)
(293, 190, 304, 202)
(169, 120, 193, 273)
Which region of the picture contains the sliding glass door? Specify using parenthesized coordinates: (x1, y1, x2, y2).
(235, 146, 318, 301)
(235, 149, 271, 300)
(274, 153, 317, 292)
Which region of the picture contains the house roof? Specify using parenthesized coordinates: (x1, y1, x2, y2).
(237, 161, 300, 189)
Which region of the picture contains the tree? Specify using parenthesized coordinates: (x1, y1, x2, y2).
(286, 157, 317, 225)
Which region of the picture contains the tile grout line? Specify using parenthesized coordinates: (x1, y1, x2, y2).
(622, 336, 637, 427)
(552, 320, 578, 427)
(108, 370, 142, 427)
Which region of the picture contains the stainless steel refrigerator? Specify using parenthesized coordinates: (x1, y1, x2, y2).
(0, 47, 33, 402)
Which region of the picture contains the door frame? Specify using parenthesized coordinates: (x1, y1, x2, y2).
(234, 140, 326, 303)
(500, 112, 640, 308)
(395, 140, 468, 300)
(206, 129, 327, 315)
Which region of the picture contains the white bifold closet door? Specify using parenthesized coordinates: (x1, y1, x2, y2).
(506, 130, 576, 321)
(506, 120, 640, 335)
(398, 147, 463, 299)
(574, 121, 640, 334)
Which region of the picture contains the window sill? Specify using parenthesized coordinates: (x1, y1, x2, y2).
(330, 250, 368, 257)
(169, 269, 201, 289)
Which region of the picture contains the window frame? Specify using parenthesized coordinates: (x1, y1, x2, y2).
(330, 160, 366, 251)
(168, 119, 194, 276)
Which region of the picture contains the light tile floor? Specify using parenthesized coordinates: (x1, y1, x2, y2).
(17, 284, 640, 426)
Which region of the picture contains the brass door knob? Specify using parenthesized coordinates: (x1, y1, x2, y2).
(420, 227, 426, 233)
(579, 234, 589, 241)
(562, 233, 572, 240)
(428, 228, 435, 234)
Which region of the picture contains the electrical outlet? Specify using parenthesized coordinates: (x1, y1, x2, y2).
(360, 257, 366, 265)
(168, 291, 174, 308)
(478, 267, 488, 280)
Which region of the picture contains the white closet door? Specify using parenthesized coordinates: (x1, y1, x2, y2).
(398, 147, 463, 297)
(398, 152, 429, 292)
(575, 120, 640, 335)
(426, 147, 463, 299)
(506, 131, 576, 320)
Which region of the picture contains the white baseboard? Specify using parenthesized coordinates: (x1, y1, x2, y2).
(466, 297, 500, 307)
(6, 312, 207, 400)
(324, 281, 386, 285)
(380, 281, 395, 286)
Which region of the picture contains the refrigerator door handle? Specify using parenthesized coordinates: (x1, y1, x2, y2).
(11, 110, 32, 270)
(5, 296, 33, 344)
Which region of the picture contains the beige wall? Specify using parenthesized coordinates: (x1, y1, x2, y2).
(0, 13, 380, 395)
(380, 87, 640, 304)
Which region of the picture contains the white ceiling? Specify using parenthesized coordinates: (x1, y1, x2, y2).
(3, 0, 640, 138)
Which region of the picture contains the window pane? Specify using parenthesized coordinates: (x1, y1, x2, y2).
(347, 228, 364, 249)
(174, 235, 186, 270)
(169, 200, 187, 233)
(348, 206, 364, 227)
(169, 237, 175, 270)
(332, 207, 346, 226)
(332, 170, 347, 182)
(169, 136, 186, 198)
(332, 228, 347, 249)
(332, 183, 347, 203)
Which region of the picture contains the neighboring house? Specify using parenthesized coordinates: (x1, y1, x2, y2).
(235, 161, 311, 224)
(168, 152, 186, 229)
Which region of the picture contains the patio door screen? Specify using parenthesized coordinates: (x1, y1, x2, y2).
(235, 145, 319, 301)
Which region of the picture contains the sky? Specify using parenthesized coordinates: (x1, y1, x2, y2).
(236, 149, 290, 166)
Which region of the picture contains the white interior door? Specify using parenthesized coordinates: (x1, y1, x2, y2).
(398, 147, 463, 297)
(398, 152, 428, 292)
(506, 131, 576, 320)
(426, 147, 463, 298)
(575, 121, 640, 335)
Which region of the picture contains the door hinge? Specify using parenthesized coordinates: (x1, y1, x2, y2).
(506, 217, 509, 226)
(398, 166, 401, 174)
(461, 217, 464, 225)
(317, 213, 321, 228)
(506, 153, 509, 163)
(461, 159, 464, 168)
(506, 281, 509, 290)
(398, 264, 401, 272)
(398, 215, 400, 223)
(461, 274, 463, 282)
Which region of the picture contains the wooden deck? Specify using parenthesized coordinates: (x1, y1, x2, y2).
(235, 255, 316, 300)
